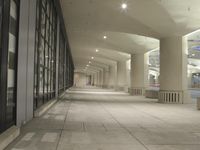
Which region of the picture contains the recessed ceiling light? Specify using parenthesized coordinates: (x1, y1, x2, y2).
(96, 49, 99, 52)
(89, 61, 91, 64)
(91, 57, 94, 59)
(87, 65, 89, 67)
(192, 54, 195, 56)
(121, 3, 127, 9)
(103, 36, 107, 39)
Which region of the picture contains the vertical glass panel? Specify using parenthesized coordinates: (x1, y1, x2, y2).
(41, 8, 45, 37)
(0, 0, 2, 49)
(6, 0, 18, 127)
(39, 67, 44, 99)
(34, 0, 57, 109)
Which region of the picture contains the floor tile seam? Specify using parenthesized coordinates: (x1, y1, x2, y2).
(128, 105, 170, 125)
(55, 99, 72, 150)
(21, 128, 63, 132)
(99, 102, 150, 150)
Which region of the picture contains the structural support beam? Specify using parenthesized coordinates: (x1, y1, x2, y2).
(129, 53, 148, 95)
(159, 36, 191, 103)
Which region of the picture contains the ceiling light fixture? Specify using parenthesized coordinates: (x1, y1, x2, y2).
(96, 49, 99, 52)
(91, 57, 94, 59)
(87, 65, 89, 67)
(192, 54, 195, 56)
(121, 3, 127, 9)
(89, 61, 91, 64)
(103, 36, 107, 39)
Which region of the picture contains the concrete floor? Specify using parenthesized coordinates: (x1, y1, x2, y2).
(6, 87, 200, 150)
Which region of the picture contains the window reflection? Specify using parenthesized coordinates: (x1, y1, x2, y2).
(34, 0, 57, 109)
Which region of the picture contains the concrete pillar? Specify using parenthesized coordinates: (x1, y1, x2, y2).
(94, 73, 98, 86)
(92, 74, 95, 86)
(108, 64, 117, 89)
(126, 60, 131, 89)
(116, 61, 127, 91)
(97, 71, 101, 87)
(100, 70, 104, 87)
(17, 0, 36, 126)
(91, 74, 94, 86)
(103, 69, 109, 88)
(129, 53, 148, 95)
(159, 36, 191, 103)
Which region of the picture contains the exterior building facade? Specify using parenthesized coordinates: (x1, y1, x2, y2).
(0, 0, 74, 135)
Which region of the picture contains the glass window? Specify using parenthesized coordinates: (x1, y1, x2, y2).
(58, 31, 65, 93)
(34, 0, 57, 109)
(0, 0, 19, 133)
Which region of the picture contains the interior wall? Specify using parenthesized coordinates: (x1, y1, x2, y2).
(74, 72, 87, 87)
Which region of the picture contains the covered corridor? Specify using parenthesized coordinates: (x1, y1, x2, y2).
(6, 87, 200, 150)
(2, 0, 200, 149)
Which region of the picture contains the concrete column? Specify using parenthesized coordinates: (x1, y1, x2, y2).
(159, 36, 191, 103)
(91, 74, 93, 86)
(108, 64, 117, 89)
(129, 53, 148, 95)
(17, 0, 36, 126)
(94, 73, 97, 86)
(97, 71, 101, 87)
(103, 69, 109, 88)
(100, 70, 104, 87)
(116, 61, 127, 91)
(91, 74, 95, 86)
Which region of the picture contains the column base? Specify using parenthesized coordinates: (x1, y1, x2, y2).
(106, 85, 115, 89)
(115, 86, 125, 91)
(145, 90, 159, 99)
(102, 85, 109, 88)
(129, 87, 145, 96)
(158, 90, 191, 104)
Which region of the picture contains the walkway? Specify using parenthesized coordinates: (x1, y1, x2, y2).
(6, 87, 200, 150)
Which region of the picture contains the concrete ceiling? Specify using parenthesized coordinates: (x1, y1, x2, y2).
(60, 0, 200, 73)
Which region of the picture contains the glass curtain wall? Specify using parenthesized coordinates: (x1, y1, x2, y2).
(58, 31, 65, 94)
(34, 0, 74, 109)
(0, 0, 19, 133)
(65, 44, 74, 89)
(34, 0, 57, 109)
(58, 30, 74, 94)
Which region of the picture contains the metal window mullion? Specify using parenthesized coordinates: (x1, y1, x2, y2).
(42, 2, 47, 104)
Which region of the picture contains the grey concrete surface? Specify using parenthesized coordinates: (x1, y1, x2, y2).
(5, 87, 200, 150)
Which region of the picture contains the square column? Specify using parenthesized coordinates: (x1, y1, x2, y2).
(129, 53, 148, 95)
(159, 36, 191, 103)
